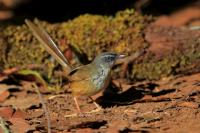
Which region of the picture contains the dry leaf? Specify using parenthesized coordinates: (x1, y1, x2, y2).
(0, 90, 10, 102)
(0, 107, 14, 119)
(9, 117, 32, 133)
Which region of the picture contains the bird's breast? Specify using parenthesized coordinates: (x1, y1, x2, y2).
(92, 68, 110, 89)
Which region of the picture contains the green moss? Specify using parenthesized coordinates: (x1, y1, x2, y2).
(2, 9, 200, 81)
(132, 56, 179, 80)
(132, 38, 200, 80)
(2, 25, 46, 68)
(0, 30, 7, 71)
(61, 9, 150, 60)
(1, 8, 200, 82)
(1, 23, 56, 81)
(0, 9, 151, 79)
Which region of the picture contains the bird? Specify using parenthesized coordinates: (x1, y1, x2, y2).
(25, 19, 125, 116)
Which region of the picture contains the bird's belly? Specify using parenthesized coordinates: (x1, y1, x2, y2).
(70, 71, 111, 97)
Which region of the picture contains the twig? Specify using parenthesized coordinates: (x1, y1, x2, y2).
(32, 83, 51, 133)
(1, 64, 44, 75)
(189, 26, 200, 30)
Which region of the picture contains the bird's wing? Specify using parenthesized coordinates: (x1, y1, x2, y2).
(25, 19, 72, 73)
(69, 65, 95, 82)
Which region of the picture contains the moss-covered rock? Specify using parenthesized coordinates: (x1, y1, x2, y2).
(2, 9, 200, 82)
(0, 9, 152, 81)
(61, 9, 150, 60)
(132, 25, 200, 80)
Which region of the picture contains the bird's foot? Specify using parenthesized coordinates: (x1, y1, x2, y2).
(85, 106, 102, 114)
(64, 113, 78, 117)
(64, 112, 80, 118)
(64, 108, 102, 118)
(48, 94, 66, 100)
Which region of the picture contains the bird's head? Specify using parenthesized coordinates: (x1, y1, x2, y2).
(93, 52, 125, 67)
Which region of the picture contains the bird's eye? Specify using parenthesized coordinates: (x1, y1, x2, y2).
(104, 56, 115, 62)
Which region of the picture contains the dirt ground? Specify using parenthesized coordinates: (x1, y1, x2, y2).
(1, 3, 200, 133)
(1, 73, 200, 133)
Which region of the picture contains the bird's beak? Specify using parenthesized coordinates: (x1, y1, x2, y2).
(117, 54, 126, 59)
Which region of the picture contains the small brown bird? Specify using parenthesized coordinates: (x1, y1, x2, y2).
(25, 19, 125, 115)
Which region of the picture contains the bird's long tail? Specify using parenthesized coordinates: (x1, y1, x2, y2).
(25, 19, 72, 74)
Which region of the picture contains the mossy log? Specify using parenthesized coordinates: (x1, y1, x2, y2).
(1, 9, 200, 82)
(133, 25, 200, 80)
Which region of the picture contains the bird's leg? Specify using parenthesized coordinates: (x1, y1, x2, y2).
(65, 97, 102, 117)
(65, 96, 82, 117)
(74, 96, 82, 113)
(88, 96, 102, 112)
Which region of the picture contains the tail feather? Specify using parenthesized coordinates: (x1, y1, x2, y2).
(25, 19, 72, 73)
